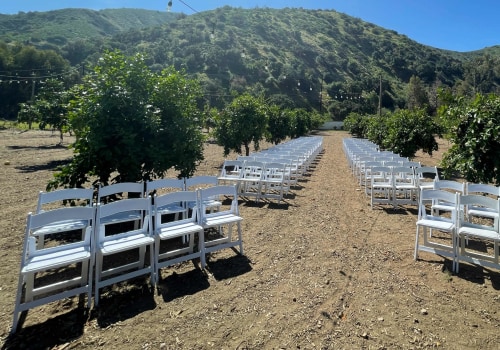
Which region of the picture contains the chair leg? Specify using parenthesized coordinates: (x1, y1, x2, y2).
(414, 226, 420, 260)
(199, 230, 206, 269)
(11, 273, 26, 333)
(237, 222, 243, 255)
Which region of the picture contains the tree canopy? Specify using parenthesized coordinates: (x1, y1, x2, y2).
(48, 50, 204, 189)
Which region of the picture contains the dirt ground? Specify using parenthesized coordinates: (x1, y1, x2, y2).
(0, 129, 499, 349)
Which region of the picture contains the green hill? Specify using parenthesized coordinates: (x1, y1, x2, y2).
(1, 7, 499, 118)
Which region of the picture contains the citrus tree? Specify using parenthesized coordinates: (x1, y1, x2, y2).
(213, 93, 268, 156)
(48, 50, 204, 189)
(266, 104, 291, 145)
(441, 93, 500, 184)
(383, 108, 439, 158)
(17, 78, 70, 142)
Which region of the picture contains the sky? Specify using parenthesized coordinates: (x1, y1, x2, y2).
(0, 1, 498, 52)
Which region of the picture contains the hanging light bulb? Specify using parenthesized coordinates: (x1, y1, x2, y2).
(167, 0, 173, 12)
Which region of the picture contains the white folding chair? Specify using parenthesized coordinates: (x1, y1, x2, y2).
(94, 197, 154, 306)
(239, 160, 265, 201)
(414, 190, 459, 272)
(456, 194, 500, 272)
(217, 160, 244, 190)
(198, 185, 244, 259)
(261, 162, 287, 203)
(392, 166, 418, 208)
(34, 188, 94, 249)
(370, 166, 393, 209)
(12, 207, 95, 333)
(153, 191, 205, 284)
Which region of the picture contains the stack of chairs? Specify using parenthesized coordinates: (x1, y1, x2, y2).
(12, 177, 244, 333)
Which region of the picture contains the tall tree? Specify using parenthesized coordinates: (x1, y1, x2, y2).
(406, 75, 429, 110)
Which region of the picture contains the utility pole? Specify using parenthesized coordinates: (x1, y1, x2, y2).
(378, 75, 382, 116)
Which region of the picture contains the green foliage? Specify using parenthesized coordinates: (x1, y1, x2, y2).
(48, 50, 204, 189)
(2, 7, 500, 122)
(266, 104, 291, 145)
(365, 114, 388, 146)
(406, 75, 429, 110)
(214, 93, 268, 156)
(0, 43, 71, 119)
(441, 94, 500, 184)
(344, 112, 369, 138)
(17, 78, 71, 139)
(382, 109, 439, 158)
(289, 109, 313, 139)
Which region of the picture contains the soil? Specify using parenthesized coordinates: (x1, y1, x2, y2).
(0, 129, 499, 349)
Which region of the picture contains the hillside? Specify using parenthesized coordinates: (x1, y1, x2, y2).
(0, 8, 178, 48)
(0, 7, 499, 118)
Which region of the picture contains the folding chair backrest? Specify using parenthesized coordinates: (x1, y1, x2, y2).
(185, 175, 218, 191)
(146, 178, 185, 196)
(37, 188, 94, 213)
(219, 160, 244, 179)
(27, 206, 95, 252)
(465, 183, 500, 197)
(433, 180, 465, 194)
(97, 182, 145, 204)
(418, 189, 458, 221)
(458, 194, 500, 237)
(96, 197, 150, 239)
(199, 185, 239, 219)
(416, 166, 439, 182)
(154, 191, 199, 227)
(241, 161, 265, 180)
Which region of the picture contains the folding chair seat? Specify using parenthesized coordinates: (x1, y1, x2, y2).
(414, 190, 459, 271)
(456, 194, 500, 272)
(94, 197, 154, 306)
(146, 178, 186, 220)
(198, 185, 244, 258)
(261, 162, 287, 203)
(239, 160, 265, 201)
(153, 191, 205, 283)
(465, 183, 500, 220)
(185, 175, 221, 213)
(34, 188, 94, 249)
(12, 207, 95, 333)
(97, 182, 145, 226)
(370, 166, 393, 209)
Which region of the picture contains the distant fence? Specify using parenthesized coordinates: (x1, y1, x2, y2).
(319, 121, 344, 130)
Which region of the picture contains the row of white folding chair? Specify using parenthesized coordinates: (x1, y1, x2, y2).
(414, 189, 500, 273)
(12, 184, 242, 333)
